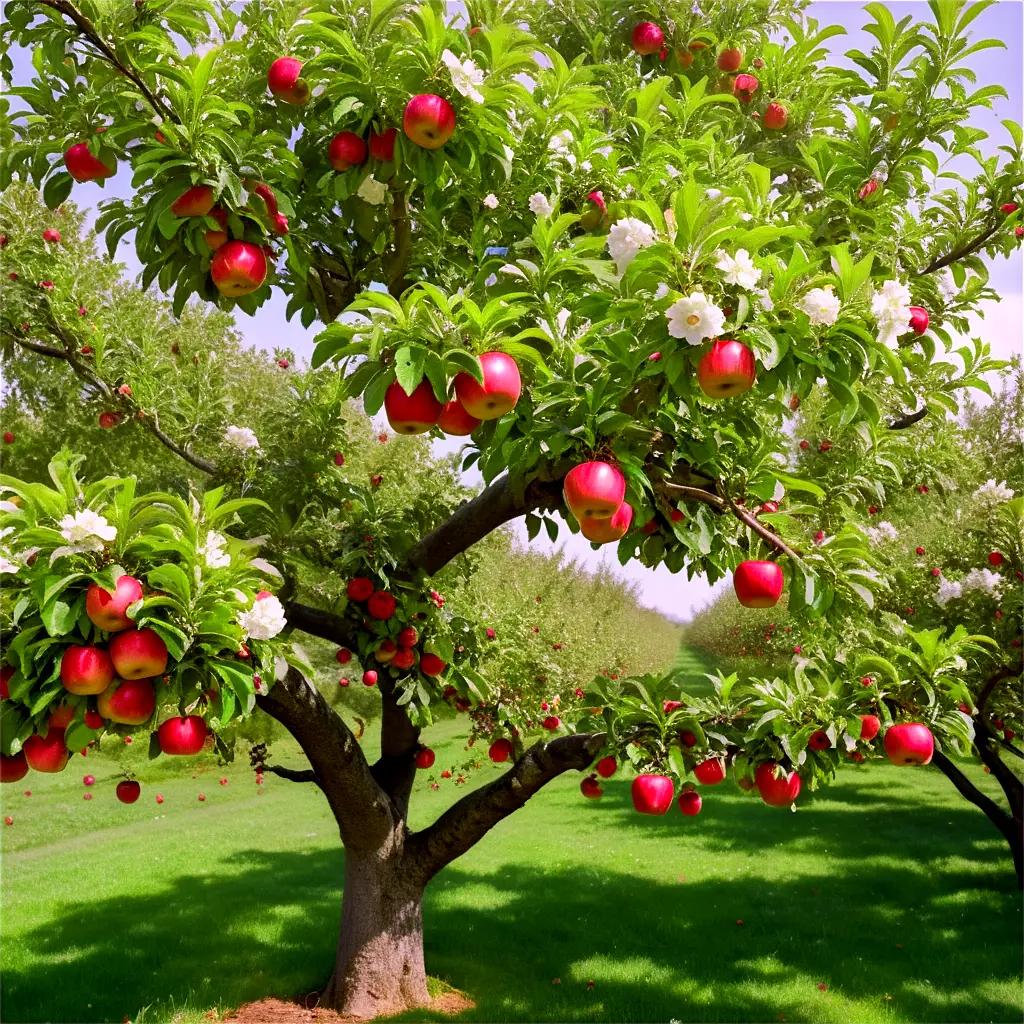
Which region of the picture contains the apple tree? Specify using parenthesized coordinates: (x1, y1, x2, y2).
(2, 0, 1023, 1013)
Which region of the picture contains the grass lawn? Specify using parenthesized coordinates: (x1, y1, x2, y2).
(2, 650, 1021, 1024)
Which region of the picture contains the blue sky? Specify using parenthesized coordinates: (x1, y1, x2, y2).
(8, 2, 1023, 621)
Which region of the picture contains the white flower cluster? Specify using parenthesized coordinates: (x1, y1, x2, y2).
(548, 129, 575, 166)
(714, 249, 761, 290)
(224, 425, 261, 452)
(606, 217, 657, 275)
(865, 521, 899, 545)
(973, 479, 1015, 503)
(528, 193, 553, 217)
(51, 510, 117, 561)
(666, 293, 726, 345)
(482, 193, 498, 210)
(199, 531, 231, 569)
(799, 286, 841, 326)
(238, 593, 287, 640)
(441, 49, 485, 103)
(871, 279, 913, 347)
(937, 268, 958, 303)
(936, 568, 1005, 608)
(0, 526, 19, 575)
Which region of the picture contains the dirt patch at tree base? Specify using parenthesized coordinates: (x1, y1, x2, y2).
(222, 991, 475, 1024)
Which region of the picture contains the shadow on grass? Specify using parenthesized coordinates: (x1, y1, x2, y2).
(2, 774, 1021, 1024)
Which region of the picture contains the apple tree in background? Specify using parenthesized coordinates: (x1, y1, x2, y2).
(1, 0, 1023, 1013)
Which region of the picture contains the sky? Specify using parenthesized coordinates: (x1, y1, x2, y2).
(7, 2, 1023, 622)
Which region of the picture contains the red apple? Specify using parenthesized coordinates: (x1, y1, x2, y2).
(755, 761, 801, 806)
(98, 411, 121, 429)
(542, 715, 561, 731)
(580, 775, 603, 799)
(403, 94, 456, 149)
(367, 590, 397, 620)
(171, 185, 215, 217)
(392, 648, 417, 670)
(579, 501, 634, 544)
(663, 700, 684, 714)
(328, 131, 368, 171)
(83, 774, 95, 786)
(116, 779, 141, 804)
(210, 241, 268, 297)
(64, 142, 116, 182)
(398, 627, 418, 648)
(678, 790, 703, 815)
(808, 730, 831, 751)
(347, 578, 375, 602)
(631, 21, 664, 55)
(267, 56, 310, 105)
(368, 127, 398, 161)
(157, 715, 208, 755)
(988, 551, 1004, 567)
(204, 206, 229, 250)
(42, 228, 62, 243)
(1002, 202, 1020, 214)
(595, 756, 617, 778)
(733, 560, 784, 608)
(696, 340, 756, 398)
(763, 101, 788, 130)
(96, 679, 155, 725)
(85, 575, 144, 632)
(438, 400, 481, 436)
(563, 461, 626, 520)
(109, 628, 168, 680)
(860, 714, 881, 741)
(48, 704, 76, 731)
(420, 653, 446, 677)
(414, 747, 435, 770)
(374, 639, 398, 663)
(908, 306, 929, 335)
(384, 378, 443, 434)
(579, 190, 608, 231)
(694, 757, 726, 785)
(716, 47, 743, 71)
(489, 738, 514, 763)
(362, 670, 378, 687)
(23, 729, 70, 773)
(883, 722, 934, 766)
(61, 645, 115, 695)
(2, 432, 13, 444)
(1, 752, 28, 784)
(631, 774, 674, 815)
(453, 351, 522, 420)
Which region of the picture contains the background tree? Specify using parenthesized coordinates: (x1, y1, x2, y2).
(1, 0, 1022, 1015)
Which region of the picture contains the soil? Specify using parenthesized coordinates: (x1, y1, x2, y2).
(222, 990, 475, 1024)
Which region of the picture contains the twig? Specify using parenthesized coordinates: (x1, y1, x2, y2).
(264, 764, 319, 784)
(916, 219, 1003, 276)
(888, 407, 929, 430)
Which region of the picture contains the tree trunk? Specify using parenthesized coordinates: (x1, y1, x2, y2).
(321, 849, 429, 1017)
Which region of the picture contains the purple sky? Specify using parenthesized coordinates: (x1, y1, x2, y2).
(9, 2, 1023, 621)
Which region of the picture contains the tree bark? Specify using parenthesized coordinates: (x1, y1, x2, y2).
(322, 849, 429, 1017)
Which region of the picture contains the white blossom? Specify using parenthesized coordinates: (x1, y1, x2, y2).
(666, 292, 726, 346)
(441, 49, 485, 103)
(936, 578, 963, 607)
(0, 555, 18, 574)
(753, 288, 774, 311)
(356, 175, 387, 206)
(973, 479, 1014, 503)
(528, 193, 553, 217)
(595, 145, 613, 158)
(606, 217, 656, 275)
(772, 174, 789, 186)
(250, 557, 283, 580)
(739, 212, 753, 222)
(499, 263, 527, 279)
(865, 520, 899, 545)
(484, 273, 498, 287)
(0, 500, 18, 513)
(665, 164, 681, 179)
(199, 531, 231, 569)
(238, 594, 287, 641)
(715, 248, 761, 290)
(224, 425, 261, 452)
(799, 286, 841, 326)
(482, 193, 499, 210)
(872, 279, 913, 347)
(937, 268, 958, 302)
(654, 283, 670, 301)
(705, 188, 722, 199)
(548, 129, 573, 155)
(58, 510, 115, 549)
(963, 568, 1005, 596)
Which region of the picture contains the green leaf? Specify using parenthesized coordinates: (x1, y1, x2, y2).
(42, 173, 73, 210)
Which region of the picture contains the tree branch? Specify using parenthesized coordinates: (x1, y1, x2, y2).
(888, 407, 929, 430)
(406, 731, 605, 883)
(386, 190, 413, 297)
(916, 218, 1004, 276)
(283, 600, 352, 646)
(263, 764, 319, 784)
(974, 662, 1022, 714)
(931, 749, 1015, 835)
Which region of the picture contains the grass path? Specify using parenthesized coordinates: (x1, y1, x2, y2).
(2, 652, 1021, 1024)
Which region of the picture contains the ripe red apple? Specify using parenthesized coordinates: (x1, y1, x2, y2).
(397, 627, 418, 649)
(85, 575, 143, 632)
(489, 738, 514, 763)
(336, 648, 352, 665)
(678, 790, 703, 816)
(580, 775, 603, 799)
(97, 678, 155, 725)
(83, 774, 95, 786)
(116, 779, 141, 804)
(23, 729, 70, 773)
(755, 761, 801, 806)
(716, 47, 743, 71)
(697, 340, 756, 398)
(414, 747, 435, 769)
(988, 551, 1004, 567)
(733, 73, 759, 102)
(384, 378, 443, 434)
(374, 639, 398, 664)
(420, 653, 446, 677)
(631, 21, 664, 55)
(808, 730, 831, 751)
(367, 590, 397, 620)
(2, 432, 13, 444)
(64, 142, 116, 182)
(328, 131, 368, 171)
(908, 306, 929, 335)
(171, 185, 215, 217)
(156, 793, 165, 804)
(48, 705, 76, 731)
(61, 645, 115, 695)
(663, 700, 684, 714)
(631, 774, 674, 815)
(267, 56, 310, 105)
(438, 400, 481, 436)
(563, 461, 626, 520)
(883, 722, 934, 765)
(579, 501, 634, 544)
(98, 411, 121, 429)
(579, 190, 608, 231)
(109, 628, 168, 680)
(1, 752, 28, 784)
(362, 670, 378, 687)
(42, 228, 61, 243)
(694, 757, 726, 785)
(860, 714, 881, 741)
(392, 648, 417, 670)
(733, 560, 784, 608)
(1002, 202, 1020, 214)
(542, 715, 561, 731)
(763, 101, 788, 130)
(403, 94, 456, 149)
(453, 351, 522, 420)
(347, 577, 375, 602)
(368, 127, 398, 161)
(157, 715, 208, 755)
(595, 756, 617, 778)
(210, 240, 268, 297)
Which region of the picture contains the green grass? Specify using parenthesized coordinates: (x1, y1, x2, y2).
(2, 655, 1022, 1024)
